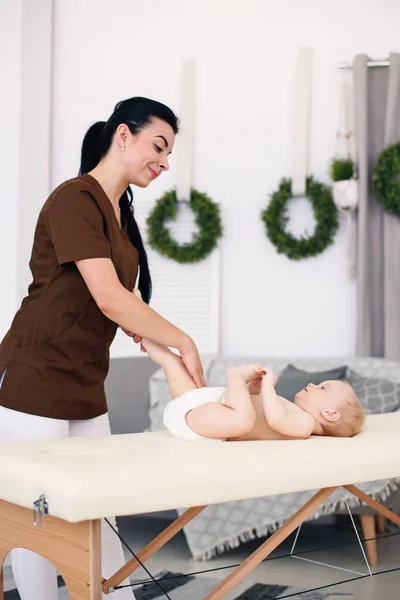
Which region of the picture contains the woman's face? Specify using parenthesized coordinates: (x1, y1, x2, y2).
(118, 118, 175, 187)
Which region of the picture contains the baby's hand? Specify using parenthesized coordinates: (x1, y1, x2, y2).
(262, 368, 278, 387)
(227, 365, 266, 384)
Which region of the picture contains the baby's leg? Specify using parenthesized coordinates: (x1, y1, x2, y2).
(142, 338, 197, 399)
(186, 368, 256, 439)
(223, 368, 257, 417)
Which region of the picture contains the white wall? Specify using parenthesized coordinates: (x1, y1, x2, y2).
(4, 0, 400, 356)
(0, 0, 53, 334)
(0, 0, 22, 336)
(17, 0, 53, 299)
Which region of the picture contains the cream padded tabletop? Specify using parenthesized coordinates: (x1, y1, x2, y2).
(0, 413, 399, 523)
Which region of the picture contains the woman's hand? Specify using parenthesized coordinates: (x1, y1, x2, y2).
(179, 337, 207, 388)
(122, 288, 205, 387)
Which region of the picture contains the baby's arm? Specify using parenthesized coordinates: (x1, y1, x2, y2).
(261, 374, 315, 439)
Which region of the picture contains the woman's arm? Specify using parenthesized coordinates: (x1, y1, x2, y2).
(76, 257, 206, 387)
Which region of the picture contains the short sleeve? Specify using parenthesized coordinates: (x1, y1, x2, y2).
(46, 186, 111, 266)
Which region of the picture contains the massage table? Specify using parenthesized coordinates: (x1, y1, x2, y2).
(0, 412, 399, 600)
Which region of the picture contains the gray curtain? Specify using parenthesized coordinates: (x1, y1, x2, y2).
(354, 53, 400, 359)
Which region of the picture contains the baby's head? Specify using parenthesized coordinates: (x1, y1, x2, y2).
(294, 380, 365, 437)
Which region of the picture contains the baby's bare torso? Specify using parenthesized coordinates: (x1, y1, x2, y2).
(228, 394, 305, 442)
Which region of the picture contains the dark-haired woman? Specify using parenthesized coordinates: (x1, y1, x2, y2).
(0, 97, 205, 600)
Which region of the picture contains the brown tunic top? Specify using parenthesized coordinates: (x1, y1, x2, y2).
(0, 174, 139, 420)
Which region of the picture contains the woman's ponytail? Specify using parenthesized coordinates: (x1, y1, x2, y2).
(79, 121, 106, 175)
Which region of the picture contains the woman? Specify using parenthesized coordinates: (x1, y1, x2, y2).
(0, 96, 205, 600)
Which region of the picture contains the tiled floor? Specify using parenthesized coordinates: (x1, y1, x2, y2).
(117, 515, 400, 599)
(3, 516, 399, 598)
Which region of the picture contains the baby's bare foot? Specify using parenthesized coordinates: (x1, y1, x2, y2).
(227, 365, 266, 383)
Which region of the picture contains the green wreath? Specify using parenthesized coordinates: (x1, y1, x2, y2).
(261, 176, 339, 260)
(372, 141, 400, 216)
(146, 188, 223, 264)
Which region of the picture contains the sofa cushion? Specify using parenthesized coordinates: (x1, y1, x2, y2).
(274, 364, 347, 402)
(346, 367, 400, 414)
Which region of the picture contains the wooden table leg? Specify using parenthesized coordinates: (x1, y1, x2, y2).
(102, 505, 206, 594)
(0, 500, 102, 600)
(344, 485, 400, 528)
(0, 558, 4, 600)
(204, 487, 338, 600)
(360, 514, 377, 566)
(344, 484, 400, 569)
(376, 514, 385, 533)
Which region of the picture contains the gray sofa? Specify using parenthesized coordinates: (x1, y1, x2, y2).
(105, 356, 159, 434)
(105, 355, 400, 564)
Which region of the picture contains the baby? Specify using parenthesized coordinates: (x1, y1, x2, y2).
(141, 339, 365, 442)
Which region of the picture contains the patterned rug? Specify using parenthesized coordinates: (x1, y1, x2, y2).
(131, 570, 354, 599)
(3, 567, 354, 599)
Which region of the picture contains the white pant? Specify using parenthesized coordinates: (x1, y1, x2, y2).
(0, 370, 135, 600)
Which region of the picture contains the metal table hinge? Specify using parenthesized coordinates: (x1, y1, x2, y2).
(33, 495, 49, 528)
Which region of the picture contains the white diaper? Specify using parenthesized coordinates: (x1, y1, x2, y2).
(163, 386, 226, 442)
